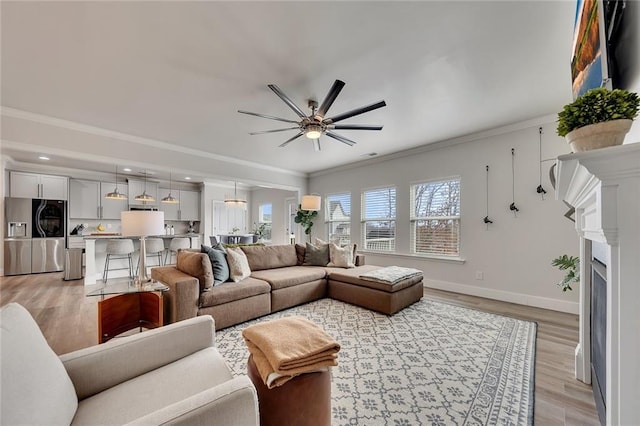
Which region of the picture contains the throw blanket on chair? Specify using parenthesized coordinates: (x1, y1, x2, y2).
(359, 266, 423, 285)
(242, 316, 340, 388)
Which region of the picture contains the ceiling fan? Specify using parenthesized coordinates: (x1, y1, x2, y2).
(238, 79, 386, 151)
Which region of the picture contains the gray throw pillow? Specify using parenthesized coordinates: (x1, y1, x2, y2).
(201, 245, 230, 285)
(303, 242, 330, 266)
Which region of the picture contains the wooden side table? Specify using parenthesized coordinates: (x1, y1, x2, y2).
(86, 280, 169, 343)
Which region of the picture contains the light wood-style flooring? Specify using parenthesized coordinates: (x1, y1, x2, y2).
(0, 272, 599, 425)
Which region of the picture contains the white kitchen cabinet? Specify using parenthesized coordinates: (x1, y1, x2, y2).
(179, 190, 200, 221)
(10, 171, 68, 200)
(128, 179, 159, 207)
(69, 179, 128, 220)
(158, 188, 200, 221)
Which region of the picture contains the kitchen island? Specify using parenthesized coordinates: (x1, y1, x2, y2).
(79, 234, 201, 285)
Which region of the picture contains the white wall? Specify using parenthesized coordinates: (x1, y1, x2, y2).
(310, 117, 580, 313)
(249, 188, 298, 246)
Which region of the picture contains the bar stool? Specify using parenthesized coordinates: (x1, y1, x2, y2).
(135, 237, 165, 275)
(103, 239, 135, 282)
(165, 237, 191, 265)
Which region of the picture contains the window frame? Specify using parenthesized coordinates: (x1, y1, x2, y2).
(361, 185, 397, 252)
(410, 176, 461, 257)
(258, 203, 273, 242)
(325, 192, 352, 245)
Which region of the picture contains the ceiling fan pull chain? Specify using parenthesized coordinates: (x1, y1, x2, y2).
(536, 126, 547, 199)
(509, 148, 519, 217)
(483, 165, 493, 229)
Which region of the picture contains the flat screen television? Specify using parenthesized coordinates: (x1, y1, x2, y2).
(571, 0, 627, 99)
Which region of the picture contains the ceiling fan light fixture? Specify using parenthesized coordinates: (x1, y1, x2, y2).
(305, 124, 322, 139)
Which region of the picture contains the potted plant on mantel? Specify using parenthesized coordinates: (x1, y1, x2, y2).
(557, 87, 640, 152)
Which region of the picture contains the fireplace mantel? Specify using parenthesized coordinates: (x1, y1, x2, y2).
(556, 143, 640, 425)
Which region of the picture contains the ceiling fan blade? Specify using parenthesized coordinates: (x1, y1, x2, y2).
(278, 132, 304, 148)
(238, 110, 300, 124)
(268, 84, 307, 118)
(331, 124, 383, 131)
(313, 139, 321, 152)
(249, 127, 300, 135)
(325, 131, 357, 146)
(323, 100, 387, 124)
(317, 79, 345, 118)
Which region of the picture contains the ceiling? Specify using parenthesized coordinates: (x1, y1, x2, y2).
(1, 1, 575, 180)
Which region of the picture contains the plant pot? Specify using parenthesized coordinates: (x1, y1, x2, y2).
(565, 119, 633, 152)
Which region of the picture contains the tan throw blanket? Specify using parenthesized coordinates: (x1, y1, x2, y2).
(359, 266, 423, 285)
(242, 316, 340, 388)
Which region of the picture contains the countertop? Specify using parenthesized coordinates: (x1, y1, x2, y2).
(80, 233, 201, 240)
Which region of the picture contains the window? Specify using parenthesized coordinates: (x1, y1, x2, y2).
(362, 186, 396, 251)
(411, 178, 461, 256)
(325, 193, 351, 245)
(258, 203, 272, 241)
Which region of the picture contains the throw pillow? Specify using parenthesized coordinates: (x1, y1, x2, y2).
(303, 242, 330, 266)
(327, 243, 355, 268)
(176, 249, 214, 292)
(295, 243, 306, 266)
(315, 238, 358, 262)
(226, 247, 251, 282)
(201, 245, 230, 285)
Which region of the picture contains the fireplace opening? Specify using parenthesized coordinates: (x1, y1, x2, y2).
(591, 241, 607, 425)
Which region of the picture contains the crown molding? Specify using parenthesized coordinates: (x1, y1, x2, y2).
(1, 106, 306, 178)
(310, 113, 559, 178)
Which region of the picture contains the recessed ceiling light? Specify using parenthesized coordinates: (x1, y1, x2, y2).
(123, 168, 132, 172)
(38, 156, 50, 160)
(360, 152, 378, 157)
(184, 177, 191, 180)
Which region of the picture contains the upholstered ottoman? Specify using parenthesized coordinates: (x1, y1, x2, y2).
(327, 265, 423, 314)
(247, 355, 331, 426)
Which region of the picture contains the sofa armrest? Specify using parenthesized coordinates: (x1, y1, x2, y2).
(60, 316, 215, 400)
(125, 376, 259, 426)
(355, 254, 365, 266)
(152, 266, 200, 323)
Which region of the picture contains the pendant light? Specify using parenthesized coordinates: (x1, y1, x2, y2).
(161, 172, 179, 204)
(224, 182, 247, 208)
(104, 166, 127, 200)
(134, 170, 155, 202)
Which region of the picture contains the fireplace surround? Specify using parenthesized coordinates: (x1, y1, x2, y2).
(556, 143, 640, 425)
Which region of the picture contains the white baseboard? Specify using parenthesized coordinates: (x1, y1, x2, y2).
(424, 279, 579, 315)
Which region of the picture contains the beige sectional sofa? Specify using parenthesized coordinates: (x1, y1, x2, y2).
(151, 244, 423, 330)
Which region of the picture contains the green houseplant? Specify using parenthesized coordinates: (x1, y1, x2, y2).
(294, 204, 318, 242)
(552, 254, 580, 292)
(557, 88, 640, 152)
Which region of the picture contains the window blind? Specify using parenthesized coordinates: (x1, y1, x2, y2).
(325, 193, 351, 244)
(362, 187, 396, 251)
(410, 178, 461, 256)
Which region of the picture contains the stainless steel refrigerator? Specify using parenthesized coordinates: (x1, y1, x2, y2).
(4, 197, 66, 275)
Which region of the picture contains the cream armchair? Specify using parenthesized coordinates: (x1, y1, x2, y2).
(0, 303, 258, 425)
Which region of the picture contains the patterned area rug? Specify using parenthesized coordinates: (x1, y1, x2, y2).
(215, 298, 536, 425)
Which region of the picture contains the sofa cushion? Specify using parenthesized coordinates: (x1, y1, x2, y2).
(226, 247, 252, 282)
(199, 277, 271, 308)
(0, 303, 78, 426)
(240, 245, 298, 271)
(201, 245, 230, 285)
(302, 242, 330, 266)
(176, 250, 214, 292)
(295, 244, 306, 266)
(71, 347, 232, 425)
(250, 266, 327, 290)
(327, 265, 423, 292)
